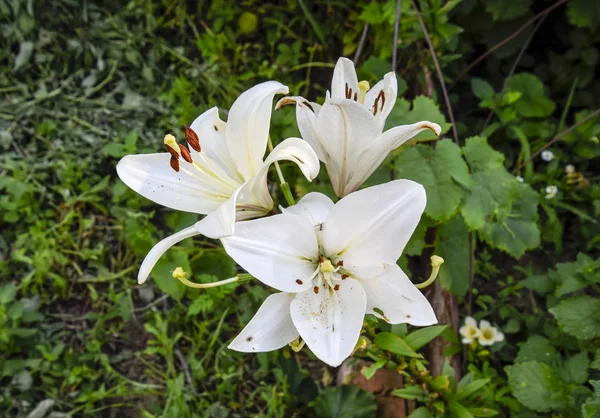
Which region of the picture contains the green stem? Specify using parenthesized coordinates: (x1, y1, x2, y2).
(267, 137, 296, 206)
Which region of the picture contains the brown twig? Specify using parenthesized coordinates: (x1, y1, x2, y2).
(455, 0, 568, 84)
(175, 348, 198, 395)
(354, 24, 370, 65)
(411, 0, 459, 144)
(392, 0, 402, 72)
(514, 107, 600, 173)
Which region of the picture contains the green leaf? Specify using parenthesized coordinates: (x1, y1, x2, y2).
(506, 361, 573, 412)
(483, 0, 531, 21)
(461, 137, 540, 257)
(448, 400, 474, 418)
(468, 407, 499, 417)
(515, 336, 560, 365)
(408, 408, 434, 418)
(313, 386, 377, 418)
(0, 283, 17, 305)
(102, 142, 127, 158)
(386, 96, 451, 141)
(568, 0, 600, 29)
(592, 349, 600, 370)
(506, 73, 556, 118)
(152, 248, 189, 301)
(392, 385, 428, 401)
(456, 377, 491, 401)
(404, 326, 447, 351)
(471, 78, 495, 100)
(374, 332, 422, 358)
(395, 139, 471, 221)
(361, 359, 387, 380)
(559, 352, 589, 385)
(435, 215, 470, 296)
(549, 296, 600, 340)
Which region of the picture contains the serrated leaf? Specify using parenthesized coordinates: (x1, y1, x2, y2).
(374, 332, 422, 358)
(313, 386, 377, 418)
(471, 78, 495, 100)
(515, 336, 560, 365)
(506, 73, 556, 118)
(395, 139, 471, 221)
(549, 296, 600, 340)
(568, 0, 600, 29)
(559, 352, 589, 385)
(506, 361, 573, 412)
(386, 96, 451, 141)
(152, 248, 189, 301)
(483, 0, 531, 21)
(435, 215, 469, 296)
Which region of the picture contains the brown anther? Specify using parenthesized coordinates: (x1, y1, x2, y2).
(345, 83, 350, 99)
(334, 284, 340, 291)
(183, 126, 201, 152)
(353, 92, 358, 101)
(380, 90, 386, 109)
(373, 90, 385, 116)
(296, 279, 303, 285)
(336, 260, 343, 267)
(313, 286, 319, 294)
(341, 274, 349, 280)
(169, 156, 180, 172)
(179, 144, 193, 163)
(318, 255, 325, 263)
(165, 144, 179, 159)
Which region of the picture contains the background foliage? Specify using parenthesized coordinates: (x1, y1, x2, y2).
(1, 0, 599, 416)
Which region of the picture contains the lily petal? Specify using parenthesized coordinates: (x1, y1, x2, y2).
(221, 213, 319, 293)
(316, 100, 380, 197)
(322, 180, 426, 272)
(138, 225, 199, 284)
(194, 185, 244, 239)
(290, 278, 367, 367)
(229, 292, 298, 352)
(364, 72, 398, 130)
(282, 192, 334, 227)
(189, 107, 239, 180)
(247, 137, 321, 211)
(360, 264, 437, 326)
(276, 97, 326, 161)
(345, 121, 441, 195)
(116, 153, 228, 214)
(330, 57, 359, 102)
(226, 81, 289, 180)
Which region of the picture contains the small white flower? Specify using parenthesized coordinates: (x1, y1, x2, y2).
(565, 164, 575, 174)
(477, 320, 504, 346)
(117, 82, 320, 284)
(516, 176, 524, 183)
(222, 180, 437, 367)
(277, 57, 441, 197)
(541, 150, 554, 162)
(545, 185, 558, 199)
(459, 316, 480, 344)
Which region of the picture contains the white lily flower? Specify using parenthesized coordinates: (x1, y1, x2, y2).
(477, 320, 504, 346)
(459, 316, 480, 344)
(117, 81, 320, 284)
(276, 57, 441, 197)
(222, 180, 437, 367)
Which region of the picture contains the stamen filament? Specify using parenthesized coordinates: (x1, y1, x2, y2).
(175, 273, 254, 289)
(415, 255, 444, 289)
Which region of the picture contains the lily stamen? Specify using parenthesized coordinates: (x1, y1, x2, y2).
(172, 268, 253, 289)
(415, 255, 444, 289)
(357, 80, 370, 104)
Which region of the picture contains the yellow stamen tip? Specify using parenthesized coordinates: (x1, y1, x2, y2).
(431, 255, 444, 268)
(163, 134, 180, 153)
(320, 259, 335, 273)
(357, 80, 370, 104)
(172, 267, 186, 280)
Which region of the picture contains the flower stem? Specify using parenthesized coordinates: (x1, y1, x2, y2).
(267, 137, 296, 206)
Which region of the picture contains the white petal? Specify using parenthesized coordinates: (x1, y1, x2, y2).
(117, 153, 227, 214)
(316, 100, 380, 197)
(290, 278, 366, 367)
(360, 264, 436, 326)
(459, 326, 469, 337)
(322, 180, 426, 272)
(225, 81, 289, 179)
(194, 185, 244, 239)
(229, 292, 298, 352)
(465, 316, 477, 327)
(282, 192, 334, 227)
(221, 213, 319, 293)
(276, 97, 326, 161)
(245, 137, 321, 211)
(138, 225, 199, 284)
(189, 107, 239, 180)
(479, 320, 491, 330)
(330, 57, 359, 102)
(495, 331, 505, 342)
(364, 72, 398, 130)
(345, 121, 441, 194)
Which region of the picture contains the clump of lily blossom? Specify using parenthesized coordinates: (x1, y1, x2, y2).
(541, 150, 554, 162)
(545, 185, 558, 199)
(459, 316, 504, 347)
(117, 57, 441, 367)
